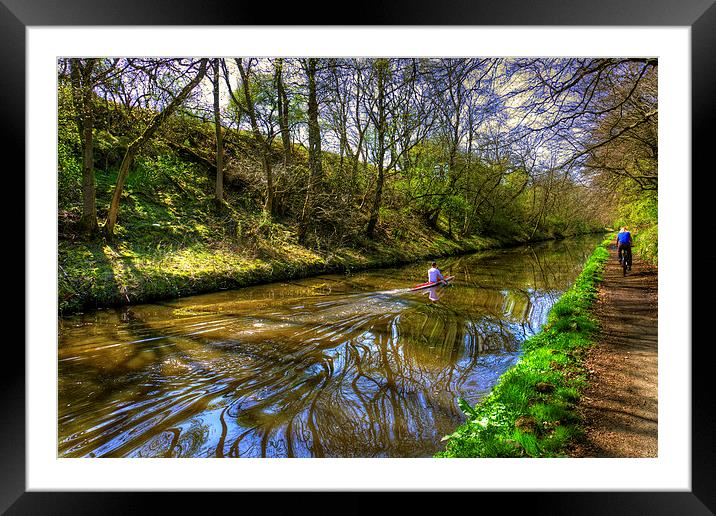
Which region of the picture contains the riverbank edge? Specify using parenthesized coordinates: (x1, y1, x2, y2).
(436, 236, 611, 458)
(60, 232, 594, 316)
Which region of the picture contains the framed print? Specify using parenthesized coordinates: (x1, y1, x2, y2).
(7, 0, 714, 513)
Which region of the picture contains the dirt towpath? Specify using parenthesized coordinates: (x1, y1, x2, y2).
(569, 247, 658, 457)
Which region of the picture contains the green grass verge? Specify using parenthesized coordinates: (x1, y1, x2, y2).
(435, 237, 611, 457)
(58, 233, 502, 315)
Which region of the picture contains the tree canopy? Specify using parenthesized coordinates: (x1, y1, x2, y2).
(58, 57, 657, 252)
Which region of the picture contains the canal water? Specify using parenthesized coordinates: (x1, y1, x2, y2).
(58, 235, 603, 458)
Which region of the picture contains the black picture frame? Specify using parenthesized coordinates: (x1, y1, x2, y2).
(8, 0, 713, 513)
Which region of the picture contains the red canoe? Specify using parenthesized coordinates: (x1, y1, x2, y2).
(410, 275, 454, 291)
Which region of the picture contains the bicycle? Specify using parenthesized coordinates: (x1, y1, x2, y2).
(619, 245, 632, 276)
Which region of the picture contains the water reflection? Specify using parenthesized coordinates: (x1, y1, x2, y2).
(58, 235, 602, 457)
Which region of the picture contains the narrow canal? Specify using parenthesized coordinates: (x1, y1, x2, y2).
(58, 235, 603, 458)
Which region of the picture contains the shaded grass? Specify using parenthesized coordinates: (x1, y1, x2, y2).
(59, 231, 501, 315)
(436, 237, 611, 458)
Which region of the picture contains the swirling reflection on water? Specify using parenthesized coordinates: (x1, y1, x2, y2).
(58, 235, 602, 457)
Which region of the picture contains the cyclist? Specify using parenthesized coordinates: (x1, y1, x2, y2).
(615, 227, 625, 260)
(616, 227, 633, 271)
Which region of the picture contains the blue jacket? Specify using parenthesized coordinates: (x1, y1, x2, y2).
(617, 231, 632, 245)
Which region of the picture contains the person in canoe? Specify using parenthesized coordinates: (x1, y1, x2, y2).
(428, 261, 448, 286)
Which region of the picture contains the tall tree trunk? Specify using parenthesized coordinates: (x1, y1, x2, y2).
(237, 58, 275, 217)
(104, 59, 208, 238)
(366, 60, 387, 239)
(70, 58, 99, 237)
(350, 65, 367, 199)
(366, 163, 384, 238)
(332, 62, 349, 181)
(275, 58, 291, 166)
(462, 109, 475, 236)
(299, 58, 323, 242)
(212, 59, 224, 203)
(530, 172, 555, 240)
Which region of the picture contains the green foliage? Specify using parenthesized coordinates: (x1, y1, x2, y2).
(94, 129, 125, 169)
(127, 154, 195, 192)
(443, 194, 468, 219)
(634, 225, 658, 264)
(394, 134, 606, 241)
(437, 240, 610, 458)
(58, 140, 82, 210)
(615, 189, 657, 265)
(58, 85, 82, 211)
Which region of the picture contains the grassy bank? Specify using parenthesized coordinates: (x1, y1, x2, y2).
(59, 213, 599, 315)
(59, 217, 505, 315)
(436, 237, 611, 457)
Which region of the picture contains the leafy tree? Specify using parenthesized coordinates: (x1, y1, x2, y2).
(104, 58, 208, 238)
